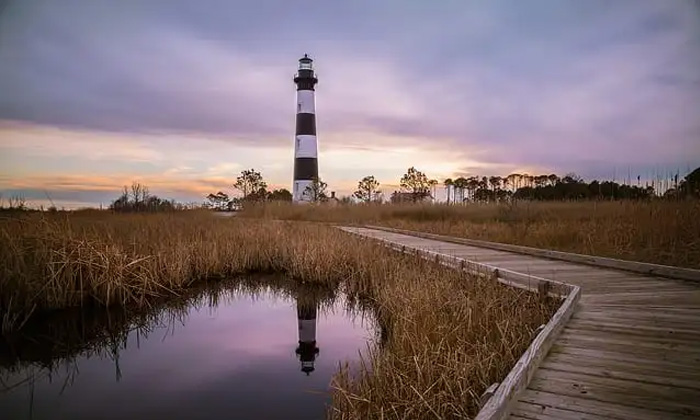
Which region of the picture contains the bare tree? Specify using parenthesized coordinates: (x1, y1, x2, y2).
(130, 182, 149, 210)
(234, 169, 267, 199)
(110, 183, 178, 212)
(443, 178, 453, 204)
(429, 178, 438, 201)
(400, 167, 433, 202)
(353, 175, 381, 203)
(453, 177, 467, 203)
(466, 176, 479, 201)
(488, 176, 501, 192)
(206, 191, 231, 211)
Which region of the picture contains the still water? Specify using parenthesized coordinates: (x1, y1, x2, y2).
(0, 277, 377, 420)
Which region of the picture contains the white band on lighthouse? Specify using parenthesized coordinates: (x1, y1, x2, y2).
(297, 90, 315, 114)
(295, 135, 318, 158)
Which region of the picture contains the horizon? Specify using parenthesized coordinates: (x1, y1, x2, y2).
(1, 1, 699, 209)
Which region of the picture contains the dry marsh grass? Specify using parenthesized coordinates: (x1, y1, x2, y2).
(1, 212, 352, 316)
(330, 261, 556, 418)
(242, 200, 700, 268)
(0, 211, 557, 418)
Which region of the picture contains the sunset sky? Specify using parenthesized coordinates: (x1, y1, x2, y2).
(1, 0, 699, 208)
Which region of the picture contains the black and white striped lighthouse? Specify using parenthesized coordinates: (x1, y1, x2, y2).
(292, 54, 319, 202)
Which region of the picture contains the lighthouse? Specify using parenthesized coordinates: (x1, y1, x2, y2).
(292, 54, 319, 202)
(295, 299, 320, 375)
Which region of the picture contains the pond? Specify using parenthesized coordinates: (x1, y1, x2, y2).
(0, 276, 378, 419)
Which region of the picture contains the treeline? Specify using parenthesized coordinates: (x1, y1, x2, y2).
(3, 165, 697, 214)
(365, 166, 698, 204)
(109, 182, 188, 212)
(444, 168, 700, 202)
(445, 175, 656, 202)
(206, 165, 700, 208)
(205, 169, 299, 211)
(513, 180, 653, 201)
(205, 188, 293, 211)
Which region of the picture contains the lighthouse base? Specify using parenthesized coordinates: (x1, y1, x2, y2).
(292, 180, 313, 203)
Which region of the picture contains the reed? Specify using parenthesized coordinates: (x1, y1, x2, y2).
(0, 211, 557, 418)
(241, 200, 700, 268)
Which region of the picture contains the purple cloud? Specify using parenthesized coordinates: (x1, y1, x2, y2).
(0, 0, 698, 183)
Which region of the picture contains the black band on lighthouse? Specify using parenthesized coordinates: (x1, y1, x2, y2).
(295, 113, 316, 135)
(296, 83, 316, 91)
(294, 158, 318, 180)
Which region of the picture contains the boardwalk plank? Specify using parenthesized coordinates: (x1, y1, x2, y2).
(578, 308, 700, 321)
(580, 294, 700, 306)
(571, 311, 700, 328)
(545, 351, 700, 381)
(552, 337, 700, 363)
(559, 328, 700, 349)
(549, 345, 700, 367)
(511, 401, 625, 419)
(541, 360, 700, 390)
(529, 368, 700, 416)
(581, 286, 696, 295)
(514, 389, 696, 420)
(565, 319, 700, 340)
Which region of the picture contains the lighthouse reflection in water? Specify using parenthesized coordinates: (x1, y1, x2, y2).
(295, 295, 321, 375)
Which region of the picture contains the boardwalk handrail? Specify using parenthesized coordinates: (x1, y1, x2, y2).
(364, 225, 700, 283)
(475, 285, 580, 420)
(339, 226, 581, 419)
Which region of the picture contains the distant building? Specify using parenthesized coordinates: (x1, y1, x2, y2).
(325, 191, 340, 206)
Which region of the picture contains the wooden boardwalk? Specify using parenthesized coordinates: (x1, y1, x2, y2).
(340, 226, 700, 420)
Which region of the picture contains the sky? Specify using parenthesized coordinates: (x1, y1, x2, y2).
(1, 0, 699, 208)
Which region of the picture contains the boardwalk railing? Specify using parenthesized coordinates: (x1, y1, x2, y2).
(364, 225, 700, 283)
(339, 226, 581, 420)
